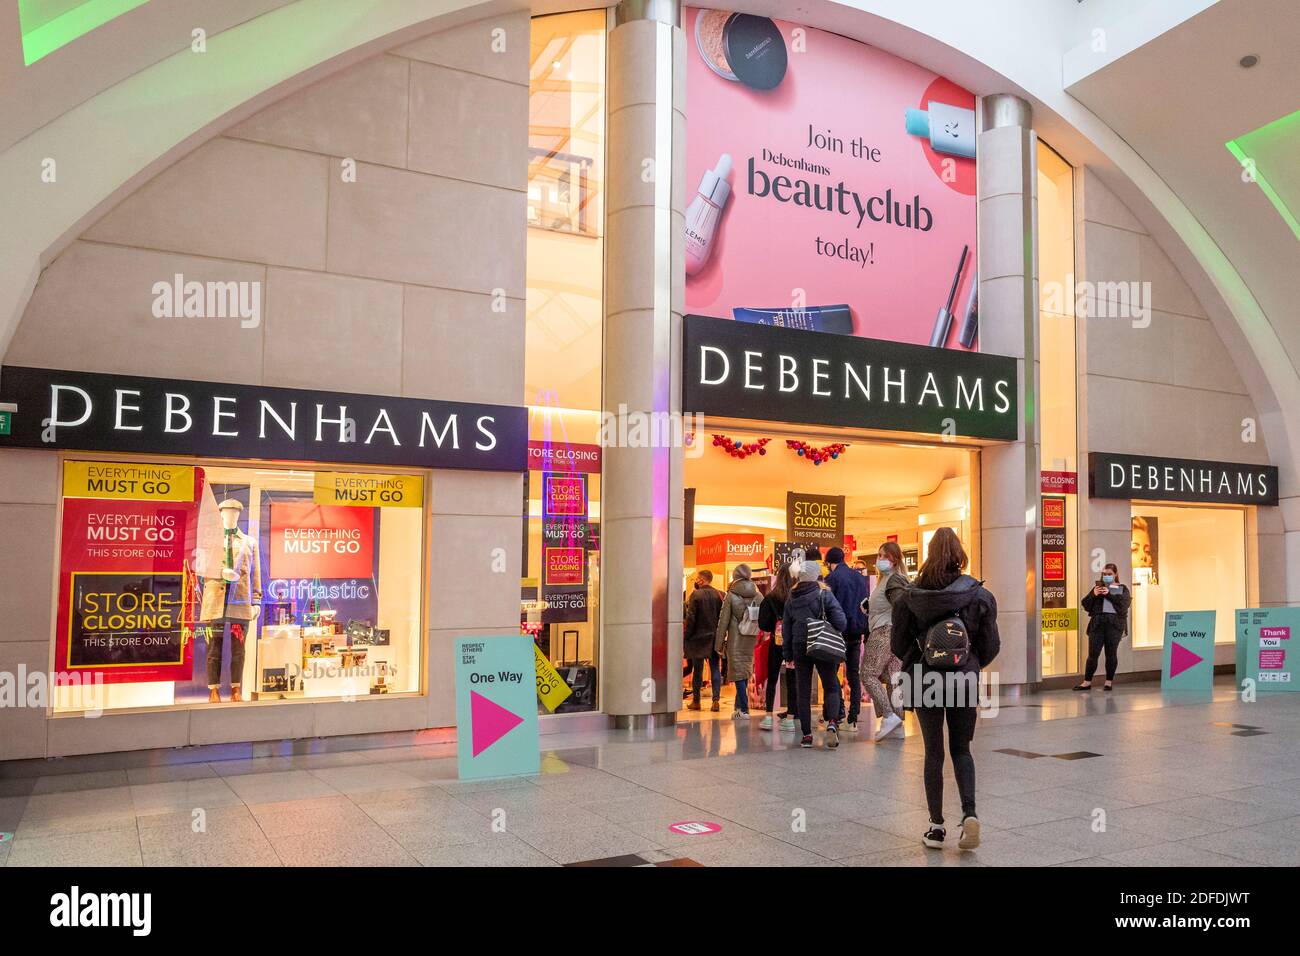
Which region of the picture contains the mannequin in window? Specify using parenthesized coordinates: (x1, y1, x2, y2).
(199, 498, 262, 702)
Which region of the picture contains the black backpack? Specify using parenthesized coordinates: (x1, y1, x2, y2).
(920, 579, 980, 670)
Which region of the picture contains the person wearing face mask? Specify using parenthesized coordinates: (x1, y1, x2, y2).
(862, 541, 911, 740)
(1076, 562, 1131, 691)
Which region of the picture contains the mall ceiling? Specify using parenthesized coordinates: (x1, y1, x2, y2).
(1065, 0, 1300, 387)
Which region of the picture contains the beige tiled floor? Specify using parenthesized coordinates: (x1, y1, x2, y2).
(1, 680, 1298, 867)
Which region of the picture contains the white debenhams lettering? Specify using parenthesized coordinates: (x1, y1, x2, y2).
(883, 368, 905, 403)
(164, 393, 192, 433)
(778, 354, 798, 392)
(365, 408, 400, 446)
(259, 401, 296, 440)
(993, 379, 1011, 414)
(315, 404, 348, 442)
(1110, 463, 1126, 490)
(955, 376, 984, 411)
(811, 358, 830, 397)
(1257, 470, 1269, 497)
(843, 363, 870, 399)
(475, 416, 498, 451)
(114, 389, 144, 431)
(49, 885, 151, 937)
(212, 396, 238, 437)
(420, 412, 458, 449)
(47, 384, 93, 437)
(918, 372, 943, 408)
(743, 351, 763, 391)
(699, 346, 730, 385)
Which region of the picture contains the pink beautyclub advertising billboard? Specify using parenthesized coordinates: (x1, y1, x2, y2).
(685, 8, 979, 351)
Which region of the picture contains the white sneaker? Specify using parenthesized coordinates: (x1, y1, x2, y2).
(759, 715, 774, 731)
(779, 717, 796, 732)
(958, 815, 981, 850)
(874, 713, 903, 741)
(732, 710, 750, 720)
(844, 721, 858, 734)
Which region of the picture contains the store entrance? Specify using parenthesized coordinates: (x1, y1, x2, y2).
(680, 428, 979, 730)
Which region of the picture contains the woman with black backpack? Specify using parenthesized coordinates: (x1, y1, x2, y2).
(783, 559, 849, 750)
(891, 527, 1000, 851)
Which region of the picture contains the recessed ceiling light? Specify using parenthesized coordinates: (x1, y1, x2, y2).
(1239, 54, 1260, 68)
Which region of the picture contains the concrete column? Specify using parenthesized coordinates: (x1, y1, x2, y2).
(976, 94, 1038, 687)
(600, 0, 685, 725)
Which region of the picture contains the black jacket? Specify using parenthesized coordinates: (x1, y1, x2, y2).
(684, 585, 723, 657)
(781, 582, 848, 663)
(891, 571, 1000, 674)
(1081, 583, 1131, 638)
(757, 591, 785, 635)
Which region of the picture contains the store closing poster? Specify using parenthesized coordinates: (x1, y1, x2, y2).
(685, 8, 978, 349)
(541, 472, 590, 624)
(55, 464, 204, 684)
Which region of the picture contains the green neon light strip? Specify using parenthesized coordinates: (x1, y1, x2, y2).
(1226, 113, 1300, 243)
(19, 0, 151, 65)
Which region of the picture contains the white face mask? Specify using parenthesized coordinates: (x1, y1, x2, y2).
(877, 559, 892, 573)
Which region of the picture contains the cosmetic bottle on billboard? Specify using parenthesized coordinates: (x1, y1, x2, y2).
(905, 103, 977, 159)
(685, 154, 733, 276)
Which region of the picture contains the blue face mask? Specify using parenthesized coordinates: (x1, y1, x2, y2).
(1102, 574, 1115, 584)
(877, 559, 892, 573)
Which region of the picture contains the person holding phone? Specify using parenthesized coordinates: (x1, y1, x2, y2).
(1076, 562, 1131, 691)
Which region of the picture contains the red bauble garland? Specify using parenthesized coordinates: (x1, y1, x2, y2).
(711, 434, 769, 458)
(786, 439, 848, 465)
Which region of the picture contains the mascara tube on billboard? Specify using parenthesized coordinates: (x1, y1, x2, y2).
(956, 281, 978, 349)
(733, 305, 854, 335)
(928, 245, 969, 348)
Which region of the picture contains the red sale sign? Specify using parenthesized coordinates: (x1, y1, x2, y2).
(268, 502, 374, 579)
(544, 547, 585, 586)
(55, 490, 202, 684)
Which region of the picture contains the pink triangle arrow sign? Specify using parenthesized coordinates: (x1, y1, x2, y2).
(1169, 641, 1204, 679)
(470, 690, 524, 756)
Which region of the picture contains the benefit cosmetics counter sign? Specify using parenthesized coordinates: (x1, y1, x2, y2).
(56, 462, 203, 684)
(685, 8, 978, 350)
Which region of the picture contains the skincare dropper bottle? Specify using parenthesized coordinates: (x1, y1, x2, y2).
(685, 154, 733, 276)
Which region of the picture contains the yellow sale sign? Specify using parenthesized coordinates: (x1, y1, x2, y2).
(313, 472, 423, 508)
(534, 644, 574, 712)
(63, 461, 196, 501)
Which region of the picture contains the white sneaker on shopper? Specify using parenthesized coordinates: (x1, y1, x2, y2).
(779, 717, 796, 732)
(732, 710, 750, 720)
(874, 713, 903, 741)
(844, 721, 858, 734)
(759, 715, 774, 731)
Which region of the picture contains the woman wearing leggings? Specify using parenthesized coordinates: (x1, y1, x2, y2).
(891, 528, 1000, 852)
(758, 568, 796, 732)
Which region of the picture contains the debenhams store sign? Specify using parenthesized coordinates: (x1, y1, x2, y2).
(0, 366, 527, 471)
(683, 314, 1018, 441)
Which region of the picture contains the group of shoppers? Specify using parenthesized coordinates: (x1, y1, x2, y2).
(684, 527, 1002, 852)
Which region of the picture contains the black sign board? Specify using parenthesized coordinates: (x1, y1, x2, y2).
(682, 314, 1018, 441)
(0, 366, 527, 472)
(1088, 452, 1278, 506)
(786, 491, 845, 550)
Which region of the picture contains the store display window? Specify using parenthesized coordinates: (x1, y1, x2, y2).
(522, 10, 607, 714)
(1129, 502, 1246, 649)
(52, 458, 426, 714)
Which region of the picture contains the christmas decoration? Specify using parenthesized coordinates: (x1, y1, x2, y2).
(711, 434, 770, 459)
(786, 439, 848, 465)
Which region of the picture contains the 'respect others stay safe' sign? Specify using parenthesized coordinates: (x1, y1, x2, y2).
(454, 635, 540, 780)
